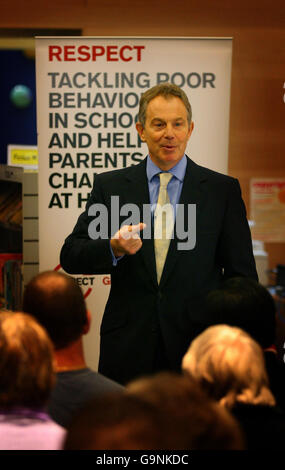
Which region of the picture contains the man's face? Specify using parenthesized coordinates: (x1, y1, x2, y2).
(136, 95, 194, 171)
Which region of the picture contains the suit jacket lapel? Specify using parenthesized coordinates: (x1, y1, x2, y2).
(123, 159, 158, 287)
(159, 157, 207, 288)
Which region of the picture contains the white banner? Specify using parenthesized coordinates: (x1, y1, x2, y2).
(36, 37, 232, 370)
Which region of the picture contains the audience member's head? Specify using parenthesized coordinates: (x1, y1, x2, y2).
(127, 372, 243, 450)
(182, 325, 276, 409)
(201, 277, 276, 348)
(65, 372, 243, 450)
(65, 392, 167, 450)
(22, 270, 88, 350)
(0, 311, 54, 409)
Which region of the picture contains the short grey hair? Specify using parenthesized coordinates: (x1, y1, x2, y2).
(182, 325, 275, 409)
(138, 83, 192, 127)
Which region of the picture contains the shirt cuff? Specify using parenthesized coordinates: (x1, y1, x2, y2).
(109, 241, 124, 266)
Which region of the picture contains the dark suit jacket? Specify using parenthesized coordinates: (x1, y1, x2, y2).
(60, 157, 258, 384)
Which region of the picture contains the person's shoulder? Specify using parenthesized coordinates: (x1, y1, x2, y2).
(57, 367, 123, 391)
(84, 368, 124, 391)
(186, 157, 238, 192)
(188, 158, 237, 185)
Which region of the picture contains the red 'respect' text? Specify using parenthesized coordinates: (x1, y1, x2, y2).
(49, 45, 145, 62)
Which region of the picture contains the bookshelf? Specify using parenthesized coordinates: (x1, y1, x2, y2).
(0, 165, 23, 309)
(0, 165, 39, 310)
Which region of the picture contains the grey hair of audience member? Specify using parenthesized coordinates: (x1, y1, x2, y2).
(182, 325, 276, 409)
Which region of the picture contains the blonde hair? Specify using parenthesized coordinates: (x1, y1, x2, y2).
(182, 325, 275, 409)
(0, 311, 55, 408)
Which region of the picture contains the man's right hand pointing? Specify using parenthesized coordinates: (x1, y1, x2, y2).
(110, 223, 146, 257)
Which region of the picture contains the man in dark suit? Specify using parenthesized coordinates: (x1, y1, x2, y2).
(60, 83, 258, 385)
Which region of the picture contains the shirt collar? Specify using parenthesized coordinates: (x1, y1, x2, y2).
(146, 155, 187, 182)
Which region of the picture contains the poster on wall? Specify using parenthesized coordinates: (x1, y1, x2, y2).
(36, 37, 232, 369)
(250, 178, 285, 242)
